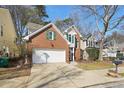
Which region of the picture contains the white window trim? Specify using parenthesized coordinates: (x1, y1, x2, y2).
(51, 32, 54, 40)
(67, 34, 75, 44)
(48, 31, 54, 40)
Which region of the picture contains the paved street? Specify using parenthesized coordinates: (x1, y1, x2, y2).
(86, 80, 124, 88)
(1, 63, 124, 88)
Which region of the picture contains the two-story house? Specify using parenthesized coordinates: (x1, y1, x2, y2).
(63, 25, 83, 62)
(83, 33, 97, 48)
(23, 23, 84, 64)
(0, 8, 19, 57)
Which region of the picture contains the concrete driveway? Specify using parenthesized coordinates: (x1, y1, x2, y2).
(0, 63, 83, 88)
(26, 63, 83, 88)
(1, 63, 124, 88)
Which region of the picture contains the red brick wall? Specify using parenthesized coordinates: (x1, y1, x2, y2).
(27, 25, 70, 63)
(75, 32, 81, 61)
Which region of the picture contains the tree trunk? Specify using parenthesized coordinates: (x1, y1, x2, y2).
(98, 39, 104, 61)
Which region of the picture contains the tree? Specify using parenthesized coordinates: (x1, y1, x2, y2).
(79, 5, 124, 61)
(0, 5, 49, 37)
(0, 5, 49, 55)
(55, 18, 74, 31)
(107, 31, 124, 44)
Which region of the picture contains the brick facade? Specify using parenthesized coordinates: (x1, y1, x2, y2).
(27, 25, 70, 63)
(75, 32, 81, 61)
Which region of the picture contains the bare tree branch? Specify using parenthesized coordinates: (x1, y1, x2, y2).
(80, 5, 124, 61)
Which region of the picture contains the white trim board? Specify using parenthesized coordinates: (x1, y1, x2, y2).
(23, 23, 70, 45)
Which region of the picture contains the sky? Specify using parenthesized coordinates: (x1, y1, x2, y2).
(45, 5, 124, 36)
(46, 5, 74, 22)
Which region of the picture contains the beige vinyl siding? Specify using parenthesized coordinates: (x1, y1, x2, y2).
(0, 8, 19, 55)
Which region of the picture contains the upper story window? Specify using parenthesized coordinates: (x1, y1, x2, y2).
(46, 31, 56, 40)
(0, 25, 3, 37)
(68, 34, 71, 42)
(66, 33, 75, 43)
(72, 35, 74, 43)
(86, 40, 88, 47)
(75, 38, 79, 48)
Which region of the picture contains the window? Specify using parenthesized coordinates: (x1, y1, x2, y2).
(77, 41, 79, 48)
(72, 35, 74, 43)
(66, 34, 68, 40)
(90, 41, 93, 47)
(46, 31, 56, 40)
(75, 39, 79, 48)
(89, 41, 90, 47)
(86, 40, 88, 46)
(68, 35, 71, 42)
(68, 34, 75, 43)
(0, 25, 3, 36)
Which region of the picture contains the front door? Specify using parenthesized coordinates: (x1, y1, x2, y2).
(69, 48, 75, 61)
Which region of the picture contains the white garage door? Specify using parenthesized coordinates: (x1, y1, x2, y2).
(32, 49, 66, 64)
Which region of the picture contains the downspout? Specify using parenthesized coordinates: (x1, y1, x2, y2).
(23, 36, 29, 64)
(72, 47, 75, 62)
(24, 42, 28, 64)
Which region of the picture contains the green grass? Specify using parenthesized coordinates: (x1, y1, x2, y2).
(119, 73, 124, 77)
(77, 62, 115, 70)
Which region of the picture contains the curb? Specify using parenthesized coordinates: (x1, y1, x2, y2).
(82, 79, 124, 88)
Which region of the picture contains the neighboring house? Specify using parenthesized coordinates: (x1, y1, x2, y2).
(23, 23, 71, 64)
(117, 43, 124, 51)
(116, 42, 124, 55)
(0, 8, 19, 57)
(26, 22, 43, 35)
(83, 33, 97, 48)
(63, 25, 83, 61)
(102, 49, 117, 58)
(102, 39, 118, 57)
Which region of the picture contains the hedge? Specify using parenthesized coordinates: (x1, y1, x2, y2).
(116, 52, 123, 59)
(86, 47, 99, 61)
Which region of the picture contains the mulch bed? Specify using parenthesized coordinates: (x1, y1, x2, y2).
(0, 64, 31, 80)
(0, 56, 32, 80)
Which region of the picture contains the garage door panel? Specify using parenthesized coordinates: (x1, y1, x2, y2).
(33, 49, 66, 63)
(33, 51, 48, 64)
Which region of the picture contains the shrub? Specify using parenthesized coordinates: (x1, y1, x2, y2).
(116, 52, 123, 59)
(86, 47, 99, 61)
(109, 57, 116, 61)
(9, 57, 24, 67)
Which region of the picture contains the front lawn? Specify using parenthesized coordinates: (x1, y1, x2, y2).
(77, 61, 124, 70)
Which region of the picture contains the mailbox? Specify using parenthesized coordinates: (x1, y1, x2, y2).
(112, 60, 122, 65)
(112, 60, 123, 73)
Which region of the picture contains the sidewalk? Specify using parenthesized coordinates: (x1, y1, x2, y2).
(0, 63, 124, 88)
(55, 64, 124, 88)
(72, 67, 124, 88)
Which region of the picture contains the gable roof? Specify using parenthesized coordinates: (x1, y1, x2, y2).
(85, 33, 92, 39)
(23, 23, 70, 44)
(26, 22, 44, 34)
(64, 25, 83, 38)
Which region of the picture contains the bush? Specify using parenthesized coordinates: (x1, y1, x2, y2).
(109, 57, 116, 61)
(9, 57, 25, 67)
(86, 47, 99, 61)
(116, 52, 123, 59)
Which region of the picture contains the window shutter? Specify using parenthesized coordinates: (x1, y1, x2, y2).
(75, 38, 77, 48)
(66, 34, 68, 40)
(69, 35, 71, 42)
(46, 31, 56, 40)
(46, 31, 49, 40)
(72, 35, 74, 43)
(53, 32, 56, 40)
